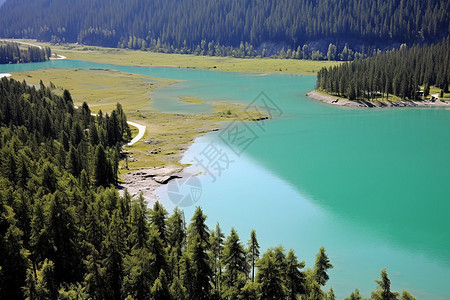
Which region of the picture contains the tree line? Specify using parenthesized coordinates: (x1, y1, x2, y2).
(0, 0, 448, 57)
(0, 41, 51, 64)
(316, 38, 450, 101)
(0, 77, 417, 299)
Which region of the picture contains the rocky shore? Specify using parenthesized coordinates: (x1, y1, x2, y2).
(119, 165, 184, 200)
(306, 91, 450, 108)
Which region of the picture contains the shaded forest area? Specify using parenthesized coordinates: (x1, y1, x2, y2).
(316, 38, 450, 101)
(0, 41, 51, 64)
(0, 0, 448, 57)
(0, 77, 416, 299)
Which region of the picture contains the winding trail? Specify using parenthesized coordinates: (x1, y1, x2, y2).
(77, 106, 147, 146)
(126, 121, 146, 146)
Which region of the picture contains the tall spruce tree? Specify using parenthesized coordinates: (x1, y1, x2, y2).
(313, 246, 333, 286)
(247, 229, 260, 283)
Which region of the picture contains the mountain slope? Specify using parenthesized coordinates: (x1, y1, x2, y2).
(0, 0, 448, 53)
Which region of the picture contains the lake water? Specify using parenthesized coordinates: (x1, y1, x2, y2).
(2, 60, 450, 299)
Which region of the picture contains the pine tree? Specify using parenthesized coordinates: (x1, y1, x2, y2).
(209, 222, 224, 294)
(400, 290, 416, 300)
(328, 287, 336, 300)
(345, 289, 363, 300)
(102, 210, 126, 300)
(371, 268, 400, 300)
(151, 269, 171, 300)
(83, 244, 108, 299)
(285, 249, 306, 299)
(150, 201, 168, 246)
(313, 246, 333, 286)
(94, 144, 110, 187)
(187, 207, 210, 247)
(128, 193, 149, 250)
(170, 276, 187, 300)
(189, 233, 213, 300)
(247, 229, 260, 283)
(221, 228, 248, 297)
(47, 191, 81, 284)
(0, 191, 28, 299)
(24, 259, 58, 300)
(256, 248, 286, 300)
(148, 224, 168, 279)
(167, 207, 186, 278)
(122, 247, 153, 300)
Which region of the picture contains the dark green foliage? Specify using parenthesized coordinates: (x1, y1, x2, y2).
(151, 269, 171, 300)
(247, 229, 260, 283)
(93, 144, 112, 187)
(210, 222, 224, 294)
(221, 228, 248, 297)
(285, 249, 306, 299)
(0, 186, 28, 299)
(102, 210, 126, 300)
(313, 246, 333, 286)
(317, 38, 450, 101)
(256, 248, 286, 299)
(0, 0, 448, 57)
(400, 290, 417, 300)
(169, 276, 187, 300)
(345, 289, 363, 300)
(150, 201, 168, 246)
(371, 268, 400, 300)
(187, 207, 212, 299)
(0, 41, 51, 64)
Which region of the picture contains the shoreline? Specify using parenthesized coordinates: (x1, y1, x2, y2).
(306, 90, 450, 108)
(3, 39, 340, 75)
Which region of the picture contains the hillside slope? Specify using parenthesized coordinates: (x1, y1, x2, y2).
(0, 0, 448, 54)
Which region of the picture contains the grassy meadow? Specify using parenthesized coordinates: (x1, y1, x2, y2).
(11, 68, 267, 175)
(4, 39, 341, 75)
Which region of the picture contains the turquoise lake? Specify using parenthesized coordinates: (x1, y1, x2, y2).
(2, 60, 450, 299)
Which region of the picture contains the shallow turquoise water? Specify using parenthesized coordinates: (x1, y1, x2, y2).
(2, 60, 450, 299)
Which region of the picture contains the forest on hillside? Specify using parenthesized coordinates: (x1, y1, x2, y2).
(0, 0, 448, 56)
(316, 38, 450, 101)
(0, 77, 417, 299)
(0, 41, 51, 64)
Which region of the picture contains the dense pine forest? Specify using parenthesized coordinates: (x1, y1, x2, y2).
(0, 77, 416, 299)
(0, 0, 448, 57)
(316, 38, 450, 102)
(0, 41, 51, 64)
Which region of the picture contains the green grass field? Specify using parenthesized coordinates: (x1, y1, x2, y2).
(11, 68, 267, 175)
(4, 39, 340, 75)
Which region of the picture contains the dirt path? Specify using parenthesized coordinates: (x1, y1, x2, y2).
(79, 108, 147, 146)
(126, 121, 146, 146)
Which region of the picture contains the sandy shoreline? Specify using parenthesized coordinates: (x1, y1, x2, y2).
(306, 90, 450, 108)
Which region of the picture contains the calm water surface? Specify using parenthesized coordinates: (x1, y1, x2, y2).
(2, 60, 450, 299)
